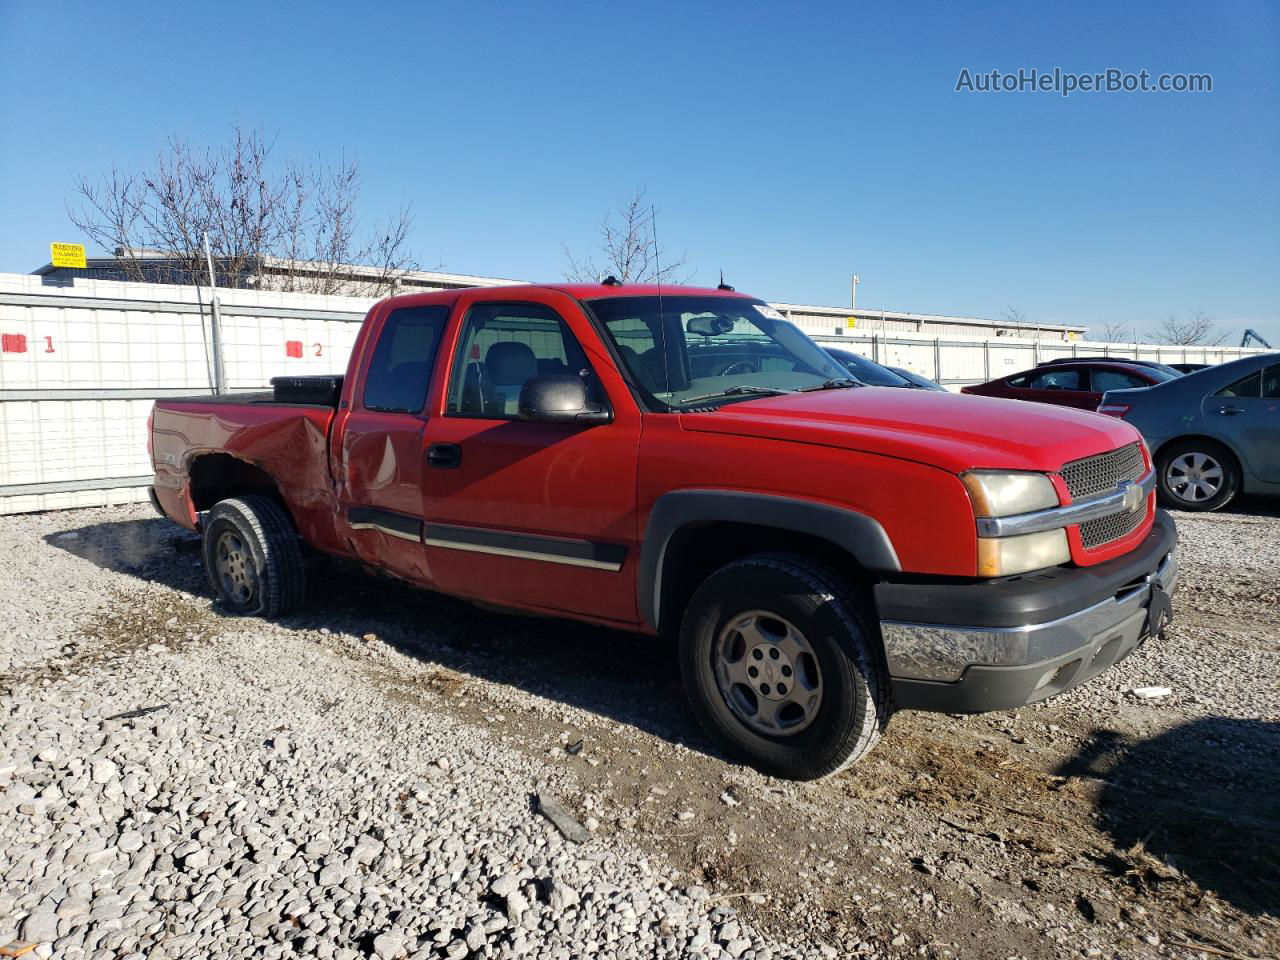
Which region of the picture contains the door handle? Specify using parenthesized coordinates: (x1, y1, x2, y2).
(426, 443, 462, 469)
(1215, 406, 1244, 416)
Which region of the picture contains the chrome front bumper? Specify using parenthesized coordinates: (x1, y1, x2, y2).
(879, 513, 1178, 713)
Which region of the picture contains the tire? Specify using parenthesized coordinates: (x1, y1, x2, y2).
(1156, 439, 1241, 512)
(678, 552, 891, 780)
(202, 495, 305, 617)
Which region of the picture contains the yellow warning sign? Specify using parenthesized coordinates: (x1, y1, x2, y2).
(50, 242, 87, 269)
(846, 317, 858, 329)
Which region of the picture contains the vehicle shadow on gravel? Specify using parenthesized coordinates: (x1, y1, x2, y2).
(45, 517, 711, 756)
(1057, 718, 1280, 916)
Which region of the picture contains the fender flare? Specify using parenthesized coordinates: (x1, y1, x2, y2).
(638, 489, 901, 632)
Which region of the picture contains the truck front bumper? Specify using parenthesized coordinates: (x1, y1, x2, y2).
(877, 510, 1178, 713)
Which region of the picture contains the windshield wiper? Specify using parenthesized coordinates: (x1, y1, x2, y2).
(677, 384, 795, 406)
(797, 377, 861, 392)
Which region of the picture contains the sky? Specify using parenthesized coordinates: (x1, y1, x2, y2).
(1, 0, 1278, 344)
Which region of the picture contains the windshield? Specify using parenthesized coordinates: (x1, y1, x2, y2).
(587, 296, 849, 410)
(824, 348, 912, 387)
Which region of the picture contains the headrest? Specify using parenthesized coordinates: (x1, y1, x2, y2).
(485, 341, 538, 384)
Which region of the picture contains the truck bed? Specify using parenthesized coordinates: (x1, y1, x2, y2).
(150, 392, 340, 546)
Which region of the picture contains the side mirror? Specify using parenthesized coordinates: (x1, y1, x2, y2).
(518, 375, 612, 425)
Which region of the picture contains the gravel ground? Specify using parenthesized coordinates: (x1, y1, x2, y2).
(1, 503, 1277, 960)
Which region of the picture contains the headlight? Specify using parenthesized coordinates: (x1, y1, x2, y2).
(962, 472, 1059, 517)
(977, 529, 1071, 577)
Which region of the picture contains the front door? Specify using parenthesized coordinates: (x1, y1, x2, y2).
(1021, 367, 1099, 410)
(420, 292, 642, 624)
(1205, 362, 1280, 483)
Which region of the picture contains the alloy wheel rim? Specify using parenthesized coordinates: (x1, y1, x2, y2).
(1167, 452, 1224, 503)
(214, 531, 255, 605)
(713, 610, 823, 737)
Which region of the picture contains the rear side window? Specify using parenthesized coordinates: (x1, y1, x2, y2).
(362, 306, 450, 413)
(1217, 370, 1262, 398)
(1091, 368, 1147, 392)
(1264, 364, 1280, 398)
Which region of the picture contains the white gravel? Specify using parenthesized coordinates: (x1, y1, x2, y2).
(0, 505, 801, 960)
(1, 501, 1277, 959)
(0, 507, 169, 673)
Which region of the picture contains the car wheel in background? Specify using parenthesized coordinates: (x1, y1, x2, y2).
(679, 552, 891, 780)
(202, 495, 306, 616)
(1156, 440, 1241, 512)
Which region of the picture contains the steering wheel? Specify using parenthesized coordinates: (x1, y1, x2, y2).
(716, 360, 758, 376)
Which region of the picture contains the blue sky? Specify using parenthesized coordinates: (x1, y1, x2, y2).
(2, 1, 1277, 343)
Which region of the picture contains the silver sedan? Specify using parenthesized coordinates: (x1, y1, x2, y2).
(1099, 353, 1280, 511)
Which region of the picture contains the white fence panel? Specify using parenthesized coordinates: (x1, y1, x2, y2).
(0, 273, 371, 514)
(1, 271, 1270, 514)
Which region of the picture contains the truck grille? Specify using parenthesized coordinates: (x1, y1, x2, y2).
(1060, 443, 1149, 550)
(1060, 443, 1145, 501)
(1079, 506, 1146, 549)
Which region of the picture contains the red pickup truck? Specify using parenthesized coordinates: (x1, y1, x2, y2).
(150, 282, 1178, 779)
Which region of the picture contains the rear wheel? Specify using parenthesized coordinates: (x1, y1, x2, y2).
(1156, 440, 1240, 512)
(679, 553, 891, 780)
(202, 496, 305, 617)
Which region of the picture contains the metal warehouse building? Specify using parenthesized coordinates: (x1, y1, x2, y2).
(35, 255, 1085, 343)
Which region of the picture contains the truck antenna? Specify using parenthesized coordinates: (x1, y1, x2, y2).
(650, 204, 670, 396)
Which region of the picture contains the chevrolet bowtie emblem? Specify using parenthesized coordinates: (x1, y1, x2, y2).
(1121, 482, 1144, 513)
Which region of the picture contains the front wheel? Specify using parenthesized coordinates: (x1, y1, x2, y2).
(1156, 440, 1241, 512)
(679, 553, 891, 780)
(202, 495, 305, 617)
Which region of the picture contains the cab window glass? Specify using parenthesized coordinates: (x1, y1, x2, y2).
(1091, 368, 1147, 392)
(1027, 369, 1082, 390)
(1217, 371, 1262, 398)
(362, 305, 449, 413)
(445, 302, 598, 418)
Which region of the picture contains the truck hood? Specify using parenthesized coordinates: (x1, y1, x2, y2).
(679, 387, 1140, 475)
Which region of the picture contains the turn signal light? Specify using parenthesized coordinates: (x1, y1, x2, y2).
(1097, 404, 1131, 418)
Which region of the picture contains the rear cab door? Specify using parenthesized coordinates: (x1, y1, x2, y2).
(419, 288, 643, 625)
(331, 296, 456, 585)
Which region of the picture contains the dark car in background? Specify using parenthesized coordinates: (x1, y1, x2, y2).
(888, 366, 948, 391)
(1168, 362, 1211, 374)
(822, 346, 917, 388)
(961, 360, 1178, 411)
(1099, 353, 1280, 511)
(822, 347, 951, 391)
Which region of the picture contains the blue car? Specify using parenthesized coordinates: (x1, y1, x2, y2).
(1099, 353, 1280, 511)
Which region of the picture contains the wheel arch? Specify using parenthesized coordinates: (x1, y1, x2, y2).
(639, 490, 900, 635)
(188, 452, 286, 515)
(1152, 434, 1246, 473)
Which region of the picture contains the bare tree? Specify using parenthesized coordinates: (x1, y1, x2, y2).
(1094, 319, 1136, 343)
(1002, 305, 1031, 325)
(563, 188, 691, 284)
(68, 126, 419, 297)
(1150, 309, 1230, 346)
